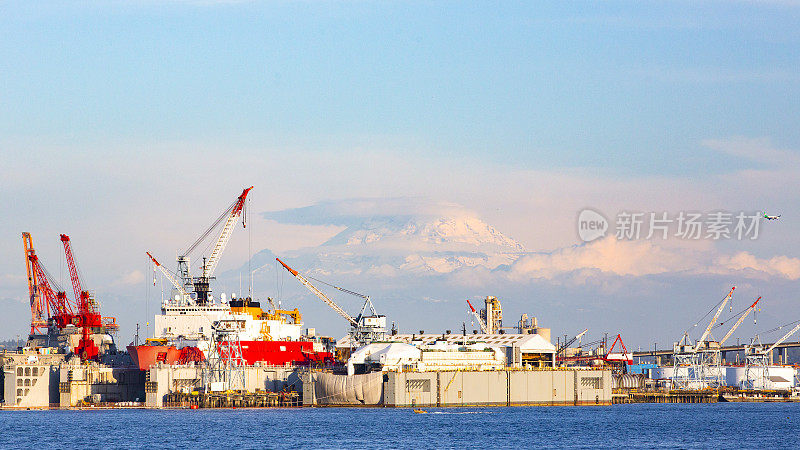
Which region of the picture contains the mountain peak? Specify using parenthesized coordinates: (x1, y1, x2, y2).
(321, 214, 525, 253)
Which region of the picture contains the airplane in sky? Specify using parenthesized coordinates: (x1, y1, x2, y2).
(762, 211, 781, 220)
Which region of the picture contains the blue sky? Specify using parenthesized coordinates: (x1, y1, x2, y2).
(1, 1, 799, 344)
(3, 1, 799, 174)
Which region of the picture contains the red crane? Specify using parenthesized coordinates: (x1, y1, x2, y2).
(60, 234, 102, 361)
(23, 232, 74, 332)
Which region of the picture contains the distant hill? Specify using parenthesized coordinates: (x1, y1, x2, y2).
(0, 339, 25, 350)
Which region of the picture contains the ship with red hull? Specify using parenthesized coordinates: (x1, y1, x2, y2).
(128, 187, 334, 370)
(128, 295, 334, 370)
(128, 336, 332, 371)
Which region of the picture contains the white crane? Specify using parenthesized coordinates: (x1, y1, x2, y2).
(466, 300, 488, 333)
(719, 296, 761, 346)
(559, 328, 589, 354)
(693, 286, 735, 353)
(147, 187, 252, 306)
(182, 186, 253, 279)
(744, 319, 800, 389)
(146, 252, 192, 304)
(762, 322, 800, 356)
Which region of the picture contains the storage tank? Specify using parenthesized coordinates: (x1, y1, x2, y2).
(726, 366, 795, 390)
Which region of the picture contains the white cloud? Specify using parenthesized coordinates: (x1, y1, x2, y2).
(112, 270, 145, 286)
(263, 198, 476, 227)
(503, 236, 800, 282)
(713, 252, 800, 280)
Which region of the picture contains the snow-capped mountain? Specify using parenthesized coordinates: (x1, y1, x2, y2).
(322, 215, 525, 254)
(277, 214, 523, 276)
(236, 199, 526, 278)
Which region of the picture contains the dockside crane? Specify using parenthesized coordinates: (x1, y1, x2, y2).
(671, 287, 735, 389)
(23, 233, 73, 330)
(23, 233, 47, 335)
(719, 296, 761, 346)
(276, 258, 386, 345)
(466, 300, 488, 333)
(557, 328, 588, 357)
(693, 287, 735, 353)
(61, 234, 103, 361)
(148, 187, 252, 306)
(557, 333, 632, 371)
(146, 252, 191, 304)
(744, 319, 800, 389)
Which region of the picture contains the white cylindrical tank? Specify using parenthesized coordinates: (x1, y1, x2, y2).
(727, 366, 795, 389)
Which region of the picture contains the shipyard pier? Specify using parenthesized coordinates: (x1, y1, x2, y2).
(6, 190, 800, 410)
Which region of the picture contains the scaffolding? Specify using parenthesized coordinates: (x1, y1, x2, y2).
(743, 343, 770, 390)
(671, 335, 724, 389)
(203, 319, 246, 391)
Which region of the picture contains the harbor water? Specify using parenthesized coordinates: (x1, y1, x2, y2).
(1, 403, 798, 448)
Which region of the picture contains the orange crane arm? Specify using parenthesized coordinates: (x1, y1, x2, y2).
(276, 258, 358, 327)
(22, 232, 46, 334)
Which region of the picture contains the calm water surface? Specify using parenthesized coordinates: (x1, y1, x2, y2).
(1, 403, 798, 448)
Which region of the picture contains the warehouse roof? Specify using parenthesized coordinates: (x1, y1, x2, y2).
(336, 333, 554, 350)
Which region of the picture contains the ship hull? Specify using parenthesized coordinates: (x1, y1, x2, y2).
(237, 340, 333, 366)
(128, 341, 332, 370)
(127, 344, 181, 370)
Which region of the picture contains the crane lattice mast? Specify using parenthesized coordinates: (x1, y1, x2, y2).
(201, 186, 252, 279)
(23, 233, 47, 335)
(176, 186, 253, 305)
(693, 287, 735, 353)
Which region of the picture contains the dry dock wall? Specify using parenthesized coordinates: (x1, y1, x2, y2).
(306, 369, 611, 407)
(2, 363, 59, 408)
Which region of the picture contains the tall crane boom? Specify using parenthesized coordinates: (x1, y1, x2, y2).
(466, 300, 488, 333)
(276, 258, 358, 327)
(559, 328, 589, 352)
(23, 233, 47, 334)
(176, 187, 253, 305)
(146, 252, 191, 303)
(693, 287, 735, 353)
(184, 186, 252, 279)
(720, 296, 761, 345)
(765, 322, 800, 354)
(60, 234, 91, 312)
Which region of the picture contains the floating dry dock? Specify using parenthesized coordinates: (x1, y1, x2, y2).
(304, 368, 612, 407)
